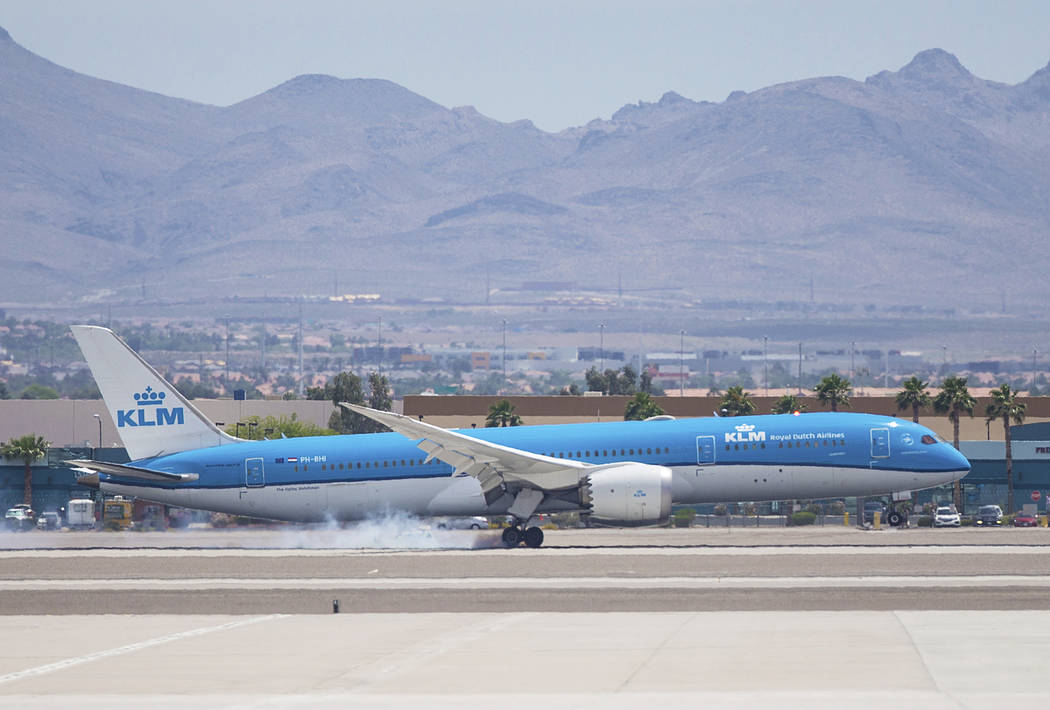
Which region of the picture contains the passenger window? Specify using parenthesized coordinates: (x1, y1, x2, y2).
(629, 448, 635, 455)
(734, 444, 739, 451)
(294, 465, 299, 472)
(585, 451, 590, 457)
(303, 465, 308, 472)
(356, 462, 361, 469)
(725, 445, 730, 451)
(365, 462, 370, 469)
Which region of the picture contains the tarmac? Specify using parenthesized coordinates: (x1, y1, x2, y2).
(1, 525, 1048, 707)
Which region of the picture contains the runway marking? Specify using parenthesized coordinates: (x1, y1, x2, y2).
(0, 614, 285, 687)
(3, 576, 1050, 590)
(347, 613, 534, 691)
(3, 545, 1050, 558)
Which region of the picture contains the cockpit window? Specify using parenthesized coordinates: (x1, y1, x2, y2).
(921, 434, 937, 445)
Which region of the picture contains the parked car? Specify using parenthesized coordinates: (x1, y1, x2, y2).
(862, 501, 887, 524)
(975, 505, 1003, 527)
(433, 516, 489, 530)
(35, 511, 61, 530)
(933, 506, 961, 527)
(4, 505, 36, 531)
(1012, 512, 1038, 527)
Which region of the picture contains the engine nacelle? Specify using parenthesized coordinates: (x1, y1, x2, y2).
(583, 463, 673, 525)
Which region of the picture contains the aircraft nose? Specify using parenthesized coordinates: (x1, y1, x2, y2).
(947, 446, 971, 478)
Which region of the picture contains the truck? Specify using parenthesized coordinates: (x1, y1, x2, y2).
(67, 498, 96, 529)
(102, 496, 133, 530)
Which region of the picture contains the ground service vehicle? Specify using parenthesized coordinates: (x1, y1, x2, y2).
(102, 497, 133, 530)
(66, 499, 95, 528)
(4, 506, 35, 531)
(35, 511, 61, 530)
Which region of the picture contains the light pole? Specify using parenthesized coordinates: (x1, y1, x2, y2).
(224, 315, 230, 394)
(377, 316, 383, 375)
(598, 323, 606, 372)
(849, 341, 855, 385)
(92, 413, 102, 458)
(501, 319, 507, 391)
(797, 342, 803, 395)
(680, 329, 685, 397)
(763, 335, 768, 397)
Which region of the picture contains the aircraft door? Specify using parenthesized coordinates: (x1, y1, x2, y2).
(870, 428, 890, 459)
(245, 457, 266, 487)
(696, 436, 716, 465)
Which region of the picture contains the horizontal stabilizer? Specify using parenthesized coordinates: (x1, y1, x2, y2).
(66, 460, 199, 483)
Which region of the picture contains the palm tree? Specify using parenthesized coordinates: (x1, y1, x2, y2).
(895, 376, 932, 423)
(986, 383, 1026, 513)
(771, 394, 807, 414)
(813, 374, 851, 411)
(934, 376, 977, 510)
(1, 434, 51, 505)
(624, 392, 664, 421)
(719, 385, 756, 417)
(485, 399, 522, 427)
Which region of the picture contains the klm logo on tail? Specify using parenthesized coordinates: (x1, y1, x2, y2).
(116, 386, 184, 428)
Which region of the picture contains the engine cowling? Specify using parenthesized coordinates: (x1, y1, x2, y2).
(583, 463, 673, 525)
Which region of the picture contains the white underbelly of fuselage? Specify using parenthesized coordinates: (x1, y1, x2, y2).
(670, 463, 946, 503)
(100, 461, 949, 522)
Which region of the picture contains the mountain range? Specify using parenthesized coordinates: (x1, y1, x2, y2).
(2, 24, 1049, 311)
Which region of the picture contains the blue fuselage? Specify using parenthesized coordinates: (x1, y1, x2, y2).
(97, 412, 969, 522)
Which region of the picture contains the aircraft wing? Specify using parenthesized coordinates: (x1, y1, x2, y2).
(339, 403, 588, 498)
(66, 460, 200, 483)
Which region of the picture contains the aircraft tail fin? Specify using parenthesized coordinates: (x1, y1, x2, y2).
(71, 325, 241, 460)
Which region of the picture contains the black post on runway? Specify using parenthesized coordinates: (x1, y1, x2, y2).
(333, 599, 340, 613)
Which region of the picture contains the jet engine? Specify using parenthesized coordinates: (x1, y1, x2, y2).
(582, 463, 673, 525)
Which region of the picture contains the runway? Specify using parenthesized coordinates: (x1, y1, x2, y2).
(2, 526, 1049, 707)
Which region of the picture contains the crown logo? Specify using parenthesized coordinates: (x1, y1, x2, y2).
(133, 385, 167, 406)
(734, 423, 756, 432)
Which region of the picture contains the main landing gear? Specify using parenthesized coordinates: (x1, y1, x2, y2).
(502, 524, 544, 548)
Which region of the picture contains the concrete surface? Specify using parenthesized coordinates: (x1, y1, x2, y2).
(1, 526, 1049, 707)
(0, 612, 1046, 707)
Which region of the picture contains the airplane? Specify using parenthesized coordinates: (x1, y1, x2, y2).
(68, 325, 970, 547)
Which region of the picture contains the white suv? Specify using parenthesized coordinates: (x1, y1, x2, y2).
(933, 506, 961, 527)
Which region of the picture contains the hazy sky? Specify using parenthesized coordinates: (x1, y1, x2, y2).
(2, 0, 1048, 131)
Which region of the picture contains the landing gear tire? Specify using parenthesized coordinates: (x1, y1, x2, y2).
(502, 526, 522, 547)
(886, 510, 904, 527)
(523, 526, 544, 548)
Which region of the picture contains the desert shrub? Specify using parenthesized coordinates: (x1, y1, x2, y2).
(790, 511, 817, 526)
